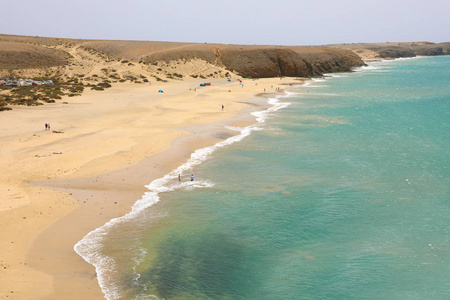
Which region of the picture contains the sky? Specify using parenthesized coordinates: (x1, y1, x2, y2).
(2, 0, 449, 45)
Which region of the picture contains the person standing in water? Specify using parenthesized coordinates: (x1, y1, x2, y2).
(178, 174, 181, 182)
(191, 174, 194, 181)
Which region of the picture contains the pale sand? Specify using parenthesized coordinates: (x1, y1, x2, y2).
(0, 76, 299, 299)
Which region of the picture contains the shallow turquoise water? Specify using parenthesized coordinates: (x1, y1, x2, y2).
(100, 57, 450, 299)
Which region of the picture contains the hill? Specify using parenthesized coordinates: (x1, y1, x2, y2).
(327, 41, 450, 60)
(0, 34, 365, 80)
(1, 34, 449, 110)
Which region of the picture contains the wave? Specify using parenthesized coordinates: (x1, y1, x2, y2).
(357, 65, 384, 71)
(74, 94, 292, 299)
(328, 74, 349, 78)
(353, 57, 421, 74)
(303, 83, 327, 88)
(285, 91, 303, 97)
(396, 56, 420, 60)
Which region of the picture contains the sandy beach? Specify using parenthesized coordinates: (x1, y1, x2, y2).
(0, 76, 295, 299)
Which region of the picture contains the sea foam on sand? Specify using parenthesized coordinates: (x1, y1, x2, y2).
(74, 93, 293, 299)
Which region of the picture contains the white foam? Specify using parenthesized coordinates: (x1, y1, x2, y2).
(309, 92, 339, 97)
(225, 125, 244, 132)
(396, 56, 419, 60)
(74, 92, 292, 300)
(351, 58, 417, 74)
(303, 80, 326, 88)
(360, 65, 383, 71)
(74, 191, 160, 300)
(285, 91, 303, 96)
(131, 246, 148, 292)
(327, 74, 349, 78)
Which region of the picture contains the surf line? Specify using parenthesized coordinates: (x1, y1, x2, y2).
(73, 92, 293, 300)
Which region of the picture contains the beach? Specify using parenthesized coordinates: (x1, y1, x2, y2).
(103, 57, 449, 299)
(2, 55, 449, 299)
(0, 76, 292, 299)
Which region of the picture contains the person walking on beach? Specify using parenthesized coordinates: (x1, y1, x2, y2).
(47, 123, 50, 130)
(45, 123, 48, 130)
(191, 174, 194, 181)
(222, 104, 224, 111)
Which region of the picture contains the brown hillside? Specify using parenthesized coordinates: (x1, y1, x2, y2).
(4, 34, 449, 79)
(140, 44, 366, 78)
(328, 42, 450, 60)
(79, 40, 195, 61)
(0, 41, 70, 71)
(0, 34, 366, 79)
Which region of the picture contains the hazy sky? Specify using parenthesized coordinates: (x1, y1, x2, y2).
(2, 0, 449, 45)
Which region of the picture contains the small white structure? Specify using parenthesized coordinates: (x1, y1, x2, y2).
(17, 79, 32, 87)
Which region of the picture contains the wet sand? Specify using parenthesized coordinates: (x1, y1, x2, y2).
(0, 76, 294, 299)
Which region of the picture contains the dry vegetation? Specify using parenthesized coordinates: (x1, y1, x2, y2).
(0, 36, 225, 110)
(1, 34, 447, 111)
(0, 77, 116, 107)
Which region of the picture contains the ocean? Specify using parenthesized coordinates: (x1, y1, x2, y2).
(75, 56, 450, 299)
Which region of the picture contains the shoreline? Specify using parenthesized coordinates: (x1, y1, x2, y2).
(73, 96, 276, 299)
(0, 76, 298, 299)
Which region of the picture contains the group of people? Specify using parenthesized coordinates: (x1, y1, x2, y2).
(44, 123, 51, 130)
(178, 174, 194, 182)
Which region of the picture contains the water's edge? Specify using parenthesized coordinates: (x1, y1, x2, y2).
(74, 89, 294, 299)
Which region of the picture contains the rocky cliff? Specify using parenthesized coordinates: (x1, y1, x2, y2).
(4, 34, 362, 79)
(328, 42, 450, 60)
(3, 34, 448, 80)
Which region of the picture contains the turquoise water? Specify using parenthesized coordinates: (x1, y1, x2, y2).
(87, 57, 450, 299)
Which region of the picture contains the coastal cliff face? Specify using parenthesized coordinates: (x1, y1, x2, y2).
(414, 44, 450, 56)
(0, 34, 367, 79)
(329, 42, 450, 60)
(375, 47, 416, 58)
(1, 34, 449, 80)
(219, 47, 365, 78)
(290, 48, 365, 74)
(142, 46, 366, 78)
(218, 48, 312, 78)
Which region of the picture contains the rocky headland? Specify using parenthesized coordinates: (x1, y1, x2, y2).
(328, 41, 450, 60)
